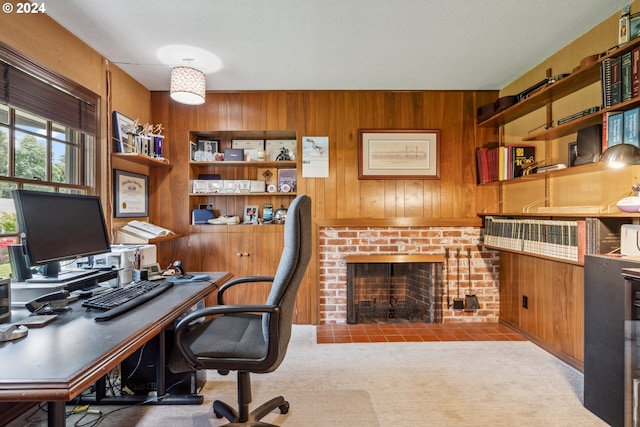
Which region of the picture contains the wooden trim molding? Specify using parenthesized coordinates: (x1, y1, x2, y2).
(316, 217, 482, 227)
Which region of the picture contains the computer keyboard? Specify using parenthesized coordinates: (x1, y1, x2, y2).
(82, 280, 173, 322)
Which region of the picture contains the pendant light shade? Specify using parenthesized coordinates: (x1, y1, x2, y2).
(170, 66, 206, 105)
(600, 143, 640, 168)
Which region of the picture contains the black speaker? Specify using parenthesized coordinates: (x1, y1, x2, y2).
(8, 245, 31, 282)
(574, 124, 603, 166)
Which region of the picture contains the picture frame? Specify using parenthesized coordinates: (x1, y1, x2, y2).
(113, 169, 148, 217)
(358, 129, 440, 179)
(244, 205, 259, 224)
(231, 139, 264, 150)
(193, 139, 219, 161)
(112, 111, 137, 153)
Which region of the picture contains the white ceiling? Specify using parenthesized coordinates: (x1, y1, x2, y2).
(45, 0, 629, 92)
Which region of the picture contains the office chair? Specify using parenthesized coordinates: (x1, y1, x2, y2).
(170, 194, 312, 426)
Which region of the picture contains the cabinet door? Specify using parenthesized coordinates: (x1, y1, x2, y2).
(225, 225, 284, 305)
(187, 226, 232, 305)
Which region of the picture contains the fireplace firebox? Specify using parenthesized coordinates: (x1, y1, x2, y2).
(346, 254, 444, 324)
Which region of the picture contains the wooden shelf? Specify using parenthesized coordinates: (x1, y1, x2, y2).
(478, 211, 636, 218)
(189, 160, 296, 167)
(112, 153, 171, 168)
(477, 37, 640, 129)
(190, 192, 296, 197)
(482, 244, 583, 266)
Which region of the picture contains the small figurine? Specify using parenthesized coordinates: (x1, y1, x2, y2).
(275, 147, 291, 161)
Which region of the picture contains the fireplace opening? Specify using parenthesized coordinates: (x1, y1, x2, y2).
(346, 255, 443, 324)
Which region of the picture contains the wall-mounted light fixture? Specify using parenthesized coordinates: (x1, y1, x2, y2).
(170, 65, 206, 105)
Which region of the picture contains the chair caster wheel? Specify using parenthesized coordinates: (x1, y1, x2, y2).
(214, 411, 223, 419)
(279, 401, 290, 414)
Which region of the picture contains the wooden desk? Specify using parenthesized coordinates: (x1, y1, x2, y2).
(0, 272, 232, 427)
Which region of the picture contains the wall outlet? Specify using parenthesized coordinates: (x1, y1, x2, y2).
(522, 295, 528, 309)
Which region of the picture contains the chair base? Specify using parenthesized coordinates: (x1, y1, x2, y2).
(213, 395, 290, 427)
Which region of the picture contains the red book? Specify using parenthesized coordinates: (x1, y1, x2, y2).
(633, 47, 640, 99)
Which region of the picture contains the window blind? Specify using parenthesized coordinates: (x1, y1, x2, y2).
(0, 61, 97, 135)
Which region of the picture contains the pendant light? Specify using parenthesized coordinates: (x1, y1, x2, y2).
(170, 65, 206, 105)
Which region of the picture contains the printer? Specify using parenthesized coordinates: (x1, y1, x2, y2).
(76, 244, 157, 285)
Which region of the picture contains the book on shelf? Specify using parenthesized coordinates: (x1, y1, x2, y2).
(633, 47, 640, 99)
(622, 51, 633, 102)
(277, 168, 297, 193)
(601, 57, 613, 109)
(607, 112, 624, 147)
(510, 145, 535, 178)
(586, 217, 629, 256)
(611, 55, 622, 106)
(624, 107, 640, 146)
(483, 216, 628, 262)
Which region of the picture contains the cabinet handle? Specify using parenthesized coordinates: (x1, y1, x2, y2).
(237, 253, 250, 257)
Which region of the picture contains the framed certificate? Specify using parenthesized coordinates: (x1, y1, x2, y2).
(231, 139, 264, 150)
(113, 169, 148, 217)
(265, 139, 297, 160)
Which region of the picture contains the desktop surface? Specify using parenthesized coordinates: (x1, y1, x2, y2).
(0, 272, 231, 403)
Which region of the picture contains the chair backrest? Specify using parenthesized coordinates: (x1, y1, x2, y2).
(263, 194, 312, 369)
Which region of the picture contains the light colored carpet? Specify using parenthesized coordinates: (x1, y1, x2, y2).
(10, 325, 607, 427)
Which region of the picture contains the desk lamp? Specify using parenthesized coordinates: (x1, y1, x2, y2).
(600, 143, 640, 168)
(600, 143, 640, 212)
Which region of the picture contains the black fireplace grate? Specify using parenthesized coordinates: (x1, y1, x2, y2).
(357, 298, 419, 322)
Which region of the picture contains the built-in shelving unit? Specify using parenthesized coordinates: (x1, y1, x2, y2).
(188, 130, 298, 223)
(475, 35, 640, 371)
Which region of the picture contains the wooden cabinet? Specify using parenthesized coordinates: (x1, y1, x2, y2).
(499, 252, 584, 369)
(188, 224, 288, 307)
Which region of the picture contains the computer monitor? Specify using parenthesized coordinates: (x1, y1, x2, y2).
(11, 189, 111, 281)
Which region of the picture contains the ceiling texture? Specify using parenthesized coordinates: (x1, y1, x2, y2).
(45, 0, 630, 92)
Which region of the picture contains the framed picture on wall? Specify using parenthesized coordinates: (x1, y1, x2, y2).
(113, 169, 148, 217)
(358, 129, 440, 179)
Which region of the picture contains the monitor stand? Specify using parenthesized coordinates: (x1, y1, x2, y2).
(26, 262, 94, 284)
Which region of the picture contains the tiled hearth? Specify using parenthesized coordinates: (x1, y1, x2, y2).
(318, 225, 500, 324)
(317, 323, 526, 343)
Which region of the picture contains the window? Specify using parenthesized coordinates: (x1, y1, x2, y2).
(0, 42, 100, 278)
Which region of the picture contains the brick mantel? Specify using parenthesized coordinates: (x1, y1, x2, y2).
(318, 224, 499, 324)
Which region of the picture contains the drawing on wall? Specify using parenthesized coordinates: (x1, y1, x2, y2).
(358, 129, 440, 179)
(302, 136, 329, 178)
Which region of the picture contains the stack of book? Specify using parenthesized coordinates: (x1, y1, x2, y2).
(601, 47, 640, 109)
(476, 145, 535, 184)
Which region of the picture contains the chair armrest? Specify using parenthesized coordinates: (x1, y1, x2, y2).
(218, 276, 274, 305)
(173, 304, 280, 369)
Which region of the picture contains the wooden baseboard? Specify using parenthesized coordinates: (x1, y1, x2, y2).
(499, 319, 584, 372)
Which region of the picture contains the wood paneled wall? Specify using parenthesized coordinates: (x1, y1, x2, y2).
(151, 90, 497, 227)
(150, 90, 498, 323)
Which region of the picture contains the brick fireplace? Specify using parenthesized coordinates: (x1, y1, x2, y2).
(318, 225, 500, 324)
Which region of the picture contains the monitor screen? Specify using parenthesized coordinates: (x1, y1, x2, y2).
(12, 190, 111, 278)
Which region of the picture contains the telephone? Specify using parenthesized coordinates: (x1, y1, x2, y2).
(121, 220, 174, 240)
